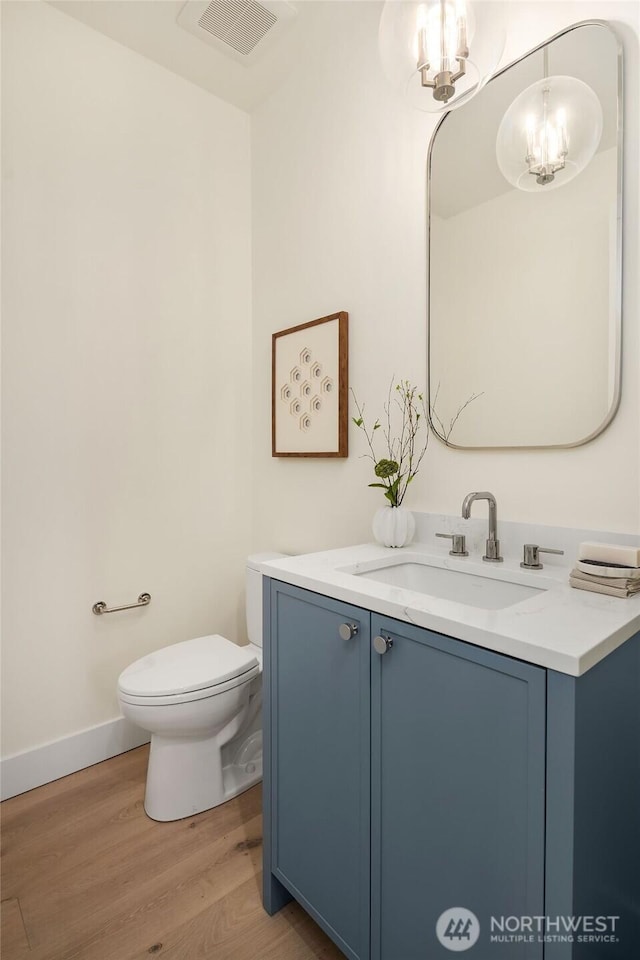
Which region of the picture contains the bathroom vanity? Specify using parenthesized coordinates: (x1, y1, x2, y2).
(260, 532, 640, 960)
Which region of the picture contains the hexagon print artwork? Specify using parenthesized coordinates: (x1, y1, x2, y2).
(272, 312, 348, 457)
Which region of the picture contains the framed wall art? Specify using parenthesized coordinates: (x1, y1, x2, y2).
(272, 311, 348, 457)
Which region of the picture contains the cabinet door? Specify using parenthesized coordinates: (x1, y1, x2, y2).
(269, 582, 370, 960)
(371, 615, 546, 960)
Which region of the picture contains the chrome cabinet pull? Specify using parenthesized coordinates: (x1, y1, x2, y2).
(92, 593, 151, 616)
(339, 622, 359, 640)
(373, 635, 393, 655)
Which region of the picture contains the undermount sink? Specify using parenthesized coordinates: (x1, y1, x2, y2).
(352, 558, 547, 610)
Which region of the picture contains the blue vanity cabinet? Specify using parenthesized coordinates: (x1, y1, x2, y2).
(544, 636, 640, 959)
(263, 580, 371, 960)
(264, 578, 639, 960)
(370, 615, 546, 960)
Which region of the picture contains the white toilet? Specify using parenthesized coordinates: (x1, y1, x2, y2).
(117, 553, 284, 821)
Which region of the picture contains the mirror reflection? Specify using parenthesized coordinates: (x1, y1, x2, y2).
(428, 23, 621, 448)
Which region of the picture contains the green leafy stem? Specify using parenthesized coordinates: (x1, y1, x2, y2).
(351, 379, 481, 508)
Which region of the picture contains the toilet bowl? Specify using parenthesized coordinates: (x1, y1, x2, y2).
(117, 553, 285, 821)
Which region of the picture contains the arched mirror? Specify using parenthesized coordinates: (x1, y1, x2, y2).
(427, 22, 622, 449)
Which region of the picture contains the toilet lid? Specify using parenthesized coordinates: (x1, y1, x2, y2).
(117, 635, 258, 698)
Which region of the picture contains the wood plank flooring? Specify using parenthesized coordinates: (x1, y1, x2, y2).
(1, 746, 344, 960)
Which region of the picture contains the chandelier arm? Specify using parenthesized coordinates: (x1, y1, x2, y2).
(450, 59, 467, 83)
(421, 73, 437, 89)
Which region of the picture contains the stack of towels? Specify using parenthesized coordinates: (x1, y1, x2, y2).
(571, 541, 640, 599)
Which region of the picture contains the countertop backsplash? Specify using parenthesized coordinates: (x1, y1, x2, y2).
(412, 512, 640, 566)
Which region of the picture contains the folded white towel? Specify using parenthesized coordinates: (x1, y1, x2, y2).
(570, 576, 640, 599)
(571, 568, 640, 590)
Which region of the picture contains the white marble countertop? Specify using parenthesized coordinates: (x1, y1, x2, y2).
(260, 540, 640, 676)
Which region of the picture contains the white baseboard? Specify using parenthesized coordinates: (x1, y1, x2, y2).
(0, 717, 150, 801)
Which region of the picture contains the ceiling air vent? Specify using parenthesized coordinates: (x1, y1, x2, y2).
(177, 1, 297, 66)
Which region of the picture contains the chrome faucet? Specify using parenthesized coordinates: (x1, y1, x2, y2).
(461, 491, 503, 562)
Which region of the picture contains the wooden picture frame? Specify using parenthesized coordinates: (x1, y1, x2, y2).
(272, 311, 348, 458)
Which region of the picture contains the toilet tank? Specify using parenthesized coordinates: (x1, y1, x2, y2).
(246, 553, 288, 648)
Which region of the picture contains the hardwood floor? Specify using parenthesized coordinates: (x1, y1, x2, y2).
(1, 746, 344, 960)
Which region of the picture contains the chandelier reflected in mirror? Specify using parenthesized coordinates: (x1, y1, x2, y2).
(496, 48, 603, 192)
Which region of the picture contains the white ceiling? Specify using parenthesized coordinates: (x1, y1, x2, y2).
(47, 4, 620, 185)
(48, 0, 316, 112)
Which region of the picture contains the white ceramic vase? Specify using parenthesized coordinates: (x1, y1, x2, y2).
(372, 505, 415, 548)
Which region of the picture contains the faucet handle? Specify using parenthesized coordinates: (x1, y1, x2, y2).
(436, 532, 469, 557)
(520, 544, 565, 570)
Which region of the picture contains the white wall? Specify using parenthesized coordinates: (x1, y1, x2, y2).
(2, 0, 639, 770)
(1, 2, 252, 757)
(251, 0, 640, 556)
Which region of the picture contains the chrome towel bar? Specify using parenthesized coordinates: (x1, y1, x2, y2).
(92, 593, 151, 616)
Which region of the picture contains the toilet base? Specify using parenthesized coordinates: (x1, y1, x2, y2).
(144, 731, 262, 822)
(220, 758, 262, 804)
